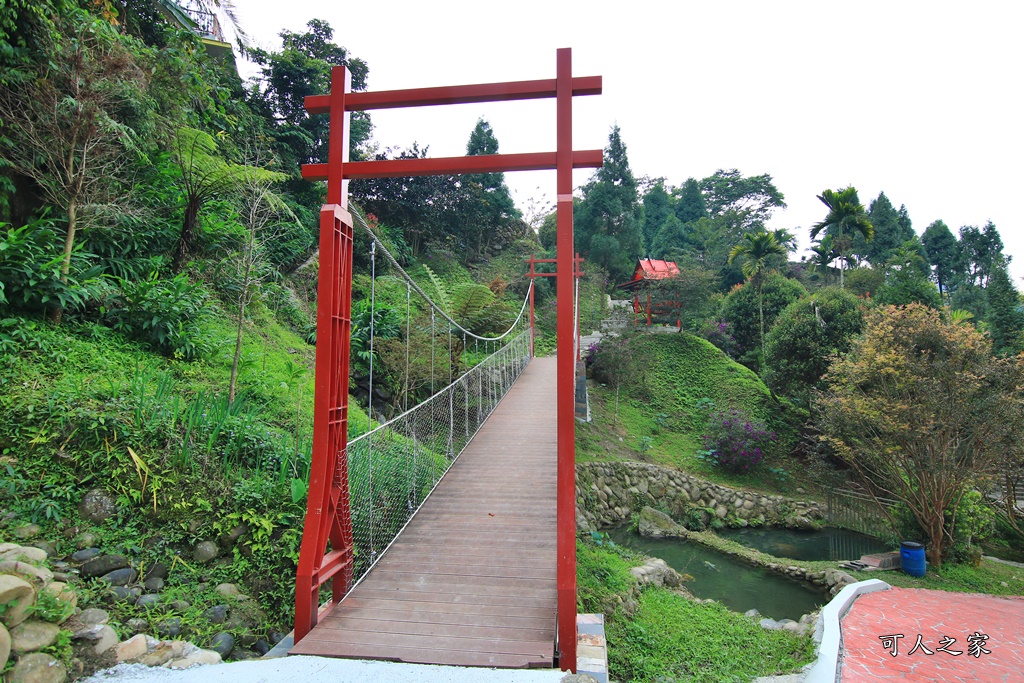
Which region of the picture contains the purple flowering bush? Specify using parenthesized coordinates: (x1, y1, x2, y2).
(702, 408, 776, 473)
(700, 319, 739, 358)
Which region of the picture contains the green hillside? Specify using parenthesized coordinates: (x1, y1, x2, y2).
(579, 332, 804, 492)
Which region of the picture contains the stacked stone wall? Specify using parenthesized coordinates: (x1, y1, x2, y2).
(576, 461, 824, 532)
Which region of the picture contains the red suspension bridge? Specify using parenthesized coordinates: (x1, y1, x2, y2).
(289, 49, 602, 672)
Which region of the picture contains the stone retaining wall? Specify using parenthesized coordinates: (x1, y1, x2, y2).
(576, 461, 825, 532)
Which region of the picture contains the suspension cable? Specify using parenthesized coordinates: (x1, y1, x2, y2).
(349, 202, 532, 342)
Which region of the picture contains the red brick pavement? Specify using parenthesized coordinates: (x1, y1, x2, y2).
(840, 587, 1024, 682)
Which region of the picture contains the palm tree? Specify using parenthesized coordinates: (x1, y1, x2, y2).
(810, 187, 873, 288)
(808, 235, 839, 285)
(771, 228, 798, 253)
(728, 231, 787, 367)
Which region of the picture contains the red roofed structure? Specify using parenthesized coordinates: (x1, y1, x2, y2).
(619, 258, 682, 327)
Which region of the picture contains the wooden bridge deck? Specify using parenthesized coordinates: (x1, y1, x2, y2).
(290, 356, 558, 667)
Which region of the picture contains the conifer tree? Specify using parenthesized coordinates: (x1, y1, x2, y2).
(921, 220, 960, 300)
(640, 182, 673, 248)
(574, 125, 643, 281)
(674, 177, 707, 224)
(987, 259, 1024, 356)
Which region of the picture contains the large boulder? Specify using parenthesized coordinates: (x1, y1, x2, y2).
(10, 620, 60, 653)
(0, 622, 10, 670)
(7, 652, 67, 683)
(0, 575, 36, 627)
(636, 506, 689, 539)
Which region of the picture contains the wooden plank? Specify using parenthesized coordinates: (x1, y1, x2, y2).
(376, 560, 556, 580)
(314, 618, 553, 642)
(328, 602, 554, 626)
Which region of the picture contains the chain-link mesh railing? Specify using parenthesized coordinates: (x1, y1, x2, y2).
(344, 328, 532, 591)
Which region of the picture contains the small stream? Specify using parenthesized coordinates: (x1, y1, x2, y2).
(607, 527, 825, 621)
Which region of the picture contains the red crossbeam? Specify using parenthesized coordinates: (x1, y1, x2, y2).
(302, 151, 602, 181)
(304, 76, 602, 113)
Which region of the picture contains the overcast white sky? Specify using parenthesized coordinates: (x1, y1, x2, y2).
(235, 0, 1023, 281)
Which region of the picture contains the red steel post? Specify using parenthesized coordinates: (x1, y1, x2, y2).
(555, 47, 577, 673)
(295, 65, 355, 643)
(529, 255, 536, 355)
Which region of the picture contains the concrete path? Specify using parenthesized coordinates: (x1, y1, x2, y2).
(84, 657, 567, 683)
(839, 587, 1024, 681)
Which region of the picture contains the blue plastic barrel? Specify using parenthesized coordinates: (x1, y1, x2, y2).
(900, 541, 927, 577)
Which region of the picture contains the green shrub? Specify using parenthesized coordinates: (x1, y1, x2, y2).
(107, 274, 212, 359)
(0, 217, 102, 313)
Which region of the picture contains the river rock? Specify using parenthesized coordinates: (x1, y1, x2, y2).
(155, 617, 182, 638)
(126, 618, 148, 633)
(28, 541, 57, 558)
(143, 576, 164, 592)
(209, 632, 234, 657)
(78, 608, 109, 626)
(193, 541, 220, 563)
(135, 594, 161, 609)
(113, 634, 147, 662)
(81, 554, 129, 578)
(202, 605, 228, 624)
(72, 624, 105, 641)
(10, 621, 60, 653)
(760, 618, 781, 630)
(106, 586, 132, 602)
(11, 524, 41, 540)
(744, 609, 761, 618)
(0, 547, 48, 564)
(91, 625, 119, 654)
(41, 582, 76, 616)
(252, 638, 270, 656)
(77, 489, 117, 524)
(0, 622, 9, 670)
(98, 568, 138, 586)
(168, 599, 190, 612)
(70, 548, 101, 564)
(138, 640, 186, 667)
(144, 562, 169, 581)
(218, 523, 248, 549)
(73, 533, 99, 551)
(0, 561, 52, 586)
(167, 648, 221, 669)
(8, 652, 67, 683)
(214, 583, 241, 599)
(229, 647, 259, 661)
(0, 575, 35, 628)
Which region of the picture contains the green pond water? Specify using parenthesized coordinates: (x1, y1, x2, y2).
(606, 527, 825, 621)
(718, 526, 893, 562)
